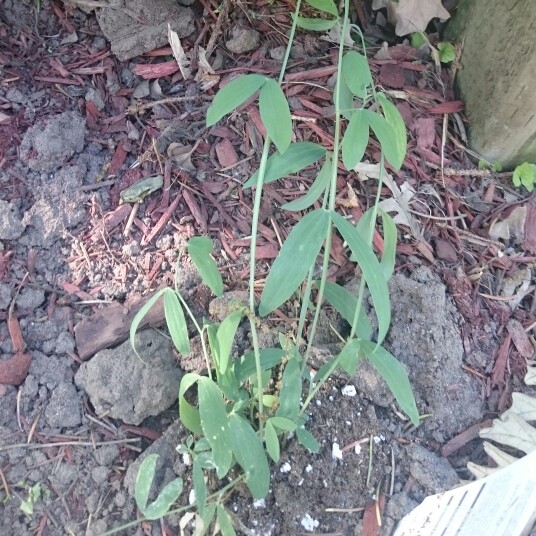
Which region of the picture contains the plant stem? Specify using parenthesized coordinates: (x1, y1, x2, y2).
(302, 0, 350, 370)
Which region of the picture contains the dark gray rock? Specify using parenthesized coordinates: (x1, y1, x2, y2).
(407, 444, 459, 494)
(45, 382, 82, 429)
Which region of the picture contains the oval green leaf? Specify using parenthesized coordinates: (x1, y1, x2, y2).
(135, 453, 158, 511)
(360, 340, 419, 426)
(259, 79, 292, 154)
(275, 358, 302, 421)
(228, 414, 270, 499)
(305, 0, 338, 16)
(234, 348, 286, 384)
(296, 426, 320, 453)
(129, 288, 167, 361)
(321, 281, 372, 340)
(377, 93, 407, 170)
(365, 110, 403, 171)
(379, 210, 397, 281)
(338, 338, 363, 375)
(206, 74, 266, 127)
(143, 478, 183, 520)
(179, 373, 203, 435)
(264, 420, 280, 462)
(164, 289, 190, 355)
(342, 51, 373, 100)
(268, 416, 297, 432)
(244, 142, 326, 189)
(193, 458, 207, 516)
(198, 377, 233, 478)
(294, 14, 338, 31)
(342, 108, 369, 170)
(282, 154, 331, 212)
(331, 211, 391, 344)
(259, 209, 329, 316)
(216, 309, 244, 375)
(187, 236, 224, 297)
(217, 505, 237, 536)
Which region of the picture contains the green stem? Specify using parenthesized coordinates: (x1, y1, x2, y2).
(302, 1, 349, 370)
(248, 0, 304, 435)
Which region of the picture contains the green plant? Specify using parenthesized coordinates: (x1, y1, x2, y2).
(19, 483, 42, 517)
(106, 0, 419, 534)
(512, 162, 536, 192)
(411, 32, 456, 64)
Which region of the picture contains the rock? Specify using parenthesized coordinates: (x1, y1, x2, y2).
(385, 267, 483, 442)
(93, 445, 120, 466)
(0, 201, 25, 240)
(22, 164, 87, 246)
(45, 382, 82, 428)
(20, 111, 86, 172)
(27, 352, 73, 389)
(225, 26, 260, 54)
(74, 330, 182, 425)
(407, 444, 459, 494)
(0, 387, 17, 427)
(0, 284, 11, 311)
(209, 290, 249, 321)
(96, 0, 195, 61)
(15, 287, 45, 311)
(55, 332, 76, 355)
(124, 421, 184, 497)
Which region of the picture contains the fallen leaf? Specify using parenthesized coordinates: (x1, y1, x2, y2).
(215, 139, 238, 168)
(195, 47, 220, 92)
(393, 0, 450, 36)
(503, 392, 536, 422)
(167, 142, 196, 172)
(479, 412, 536, 454)
(525, 366, 536, 386)
(168, 24, 192, 80)
(489, 206, 526, 243)
(378, 63, 406, 89)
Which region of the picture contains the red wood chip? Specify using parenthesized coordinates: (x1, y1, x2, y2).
(435, 238, 458, 262)
(133, 61, 179, 79)
(215, 139, 238, 168)
(379, 63, 406, 89)
(507, 319, 534, 358)
(0, 352, 31, 385)
(427, 101, 464, 114)
(413, 117, 437, 150)
(362, 495, 386, 536)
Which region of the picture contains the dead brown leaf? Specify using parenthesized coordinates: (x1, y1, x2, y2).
(393, 0, 450, 36)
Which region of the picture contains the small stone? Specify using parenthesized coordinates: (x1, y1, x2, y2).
(45, 382, 82, 429)
(226, 26, 260, 54)
(0, 200, 25, 240)
(55, 332, 75, 355)
(15, 287, 45, 311)
(92, 465, 110, 485)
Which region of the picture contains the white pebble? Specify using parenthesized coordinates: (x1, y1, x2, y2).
(305, 464, 313, 473)
(342, 385, 357, 397)
(300, 513, 319, 531)
(280, 462, 291, 473)
(332, 442, 343, 460)
(253, 499, 266, 509)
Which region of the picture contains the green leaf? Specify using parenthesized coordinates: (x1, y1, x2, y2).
(194, 503, 216, 536)
(259, 209, 329, 316)
(144, 478, 183, 520)
(377, 93, 407, 170)
(282, 154, 331, 212)
(513, 162, 536, 192)
(206, 322, 220, 368)
(244, 142, 326, 188)
(331, 211, 391, 345)
(294, 15, 338, 31)
(135, 454, 183, 520)
(216, 310, 243, 375)
(163, 289, 190, 355)
(268, 416, 297, 432)
(187, 237, 224, 297)
(410, 32, 427, 48)
(312, 354, 340, 385)
(234, 348, 286, 384)
(339, 76, 355, 120)
(437, 42, 456, 63)
(217, 505, 237, 536)
(228, 414, 270, 499)
(206, 74, 266, 126)
(218, 369, 241, 402)
(264, 420, 280, 462)
(338, 338, 362, 375)
(259, 78, 292, 154)
(379, 210, 397, 281)
(342, 108, 369, 170)
(360, 340, 419, 426)
(275, 358, 302, 421)
(130, 288, 166, 361)
(193, 458, 207, 516)
(305, 0, 338, 17)
(198, 378, 233, 478)
(322, 281, 372, 340)
(365, 110, 403, 171)
(179, 373, 203, 435)
(342, 51, 373, 100)
(296, 426, 320, 453)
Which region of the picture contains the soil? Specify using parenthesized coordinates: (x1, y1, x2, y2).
(1, 2, 535, 536)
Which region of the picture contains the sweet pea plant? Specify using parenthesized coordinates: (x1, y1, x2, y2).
(106, 1, 419, 534)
